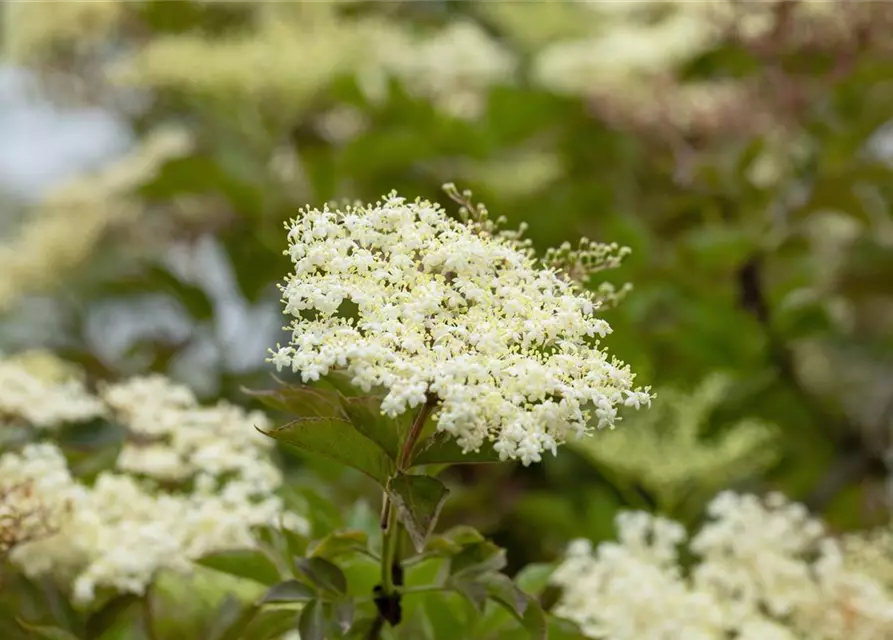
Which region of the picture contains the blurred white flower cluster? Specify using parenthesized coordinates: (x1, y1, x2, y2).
(552, 492, 893, 640)
(377, 20, 516, 119)
(0, 358, 307, 604)
(0, 127, 192, 311)
(270, 191, 650, 465)
(0, 357, 105, 428)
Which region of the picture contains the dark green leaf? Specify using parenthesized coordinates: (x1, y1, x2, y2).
(411, 432, 502, 467)
(205, 597, 259, 640)
(243, 385, 343, 418)
(260, 418, 395, 486)
(85, 594, 141, 638)
(339, 395, 402, 459)
(449, 542, 507, 578)
(307, 530, 370, 561)
(241, 608, 301, 640)
(386, 473, 451, 552)
(195, 549, 281, 586)
(519, 597, 548, 640)
(480, 573, 527, 619)
(448, 579, 488, 613)
(332, 599, 355, 634)
(298, 600, 325, 640)
(295, 557, 348, 596)
(262, 580, 316, 604)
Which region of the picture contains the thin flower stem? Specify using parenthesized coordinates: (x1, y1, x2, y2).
(379, 398, 438, 598)
(398, 395, 438, 470)
(380, 502, 399, 595)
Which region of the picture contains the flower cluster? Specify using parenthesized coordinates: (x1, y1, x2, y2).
(0, 356, 105, 428)
(552, 492, 893, 639)
(378, 20, 516, 119)
(270, 191, 650, 465)
(0, 127, 191, 311)
(0, 358, 307, 604)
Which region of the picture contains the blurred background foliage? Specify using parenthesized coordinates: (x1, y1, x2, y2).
(2, 0, 893, 636)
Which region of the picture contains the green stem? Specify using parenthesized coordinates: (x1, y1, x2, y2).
(379, 398, 438, 597)
(380, 500, 399, 595)
(398, 395, 438, 470)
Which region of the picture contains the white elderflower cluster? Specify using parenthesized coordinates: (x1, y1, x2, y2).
(3, 0, 123, 64)
(0, 127, 191, 311)
(532, 5, 719, 97)
(0, 358, 105, 428)
(1, 366, 308, 604)
(270, 191, 651, 465)
(378, 20, 516, 119)
(553, 492, 893, 640)
(102, 374, 279, 488)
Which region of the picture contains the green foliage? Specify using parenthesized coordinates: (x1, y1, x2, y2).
(4, 0, 893, 637)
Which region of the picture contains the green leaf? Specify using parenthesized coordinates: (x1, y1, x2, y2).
(448, 579, 488, 613)
(14, 620, 78, 640)
(411, 432, 502, 467)
(150, 566, 264, 640)
(243, 385, 343, 418)
(480, 573, 527, 619)
(514, 563, 556, 597)
(518, 597, 548, 640)
(195, 549, 281, 586)
(386, 473, 451, 552)
(449, 542, 507, 578)
(241, 608, 302, 640)
(425, 526, 485, 555)
(332, 599, 355, 634)
(262, 580, 316, 604)
(205, 597, 259, 640)
(307, 530, 370, 561)
(298, 600, 325, 640)
(261, 418, 395, 486)
(295, 557, 348, 596)
(85, 594, 141, 638)
(339, 395, 402, 459)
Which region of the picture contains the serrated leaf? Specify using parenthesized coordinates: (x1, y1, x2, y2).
(243, 385, 343, 418)
(261, 418, 395, 486)
(307, 530, 370, 561)
(14, 620, 78, 640)
(262, 580, 316, 604)
(298, 600, 325, 640)
(339, 395, 402, 459)
(295, 557, 348, 596)
(411, 432, 502, 467)
(195, 549, 281, 586)
(386, 473, 450, 552)
(449, 542, 507, 578)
